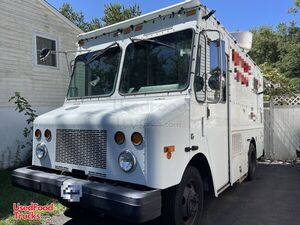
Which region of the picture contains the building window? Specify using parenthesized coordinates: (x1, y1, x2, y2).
(36, 36, 57, 67)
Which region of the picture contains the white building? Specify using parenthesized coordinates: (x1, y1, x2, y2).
(0, 0, 82, 169)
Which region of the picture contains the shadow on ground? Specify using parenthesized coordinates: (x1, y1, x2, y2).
(48, 164, 300, 225)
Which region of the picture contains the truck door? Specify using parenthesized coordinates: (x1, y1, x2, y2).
(190, 30, 229, 193)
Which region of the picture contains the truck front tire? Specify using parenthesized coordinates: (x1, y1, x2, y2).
(162, 166, 203, 225)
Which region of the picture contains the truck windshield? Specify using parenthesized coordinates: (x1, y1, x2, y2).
(119, 29, 193, 94)
(67, 46, 121, 98)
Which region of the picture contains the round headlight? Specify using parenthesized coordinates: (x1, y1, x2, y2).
(115, 131, 125, 145)
(36, 143, 48, 159)
(44, 129, 52, 142)
(35, 129, 41, 140)
(118, 150, 136, 172)
(131, 132, 143, 146)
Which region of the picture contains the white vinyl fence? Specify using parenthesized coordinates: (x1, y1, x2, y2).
(264, 95, 300, 160)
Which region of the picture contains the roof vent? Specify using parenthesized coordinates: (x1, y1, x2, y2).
(230, 31, 253, 53)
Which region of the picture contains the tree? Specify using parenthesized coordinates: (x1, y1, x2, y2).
(276, 22, 300, 78)
(249, 22, 300, 94)
(249, 27, 280, 65)
(59, 3, 96, 32)
(247, 0, 300, 96)
(59, 3, 141, 32)
(85, 18, 102, 32)
(288, 0, 300, 13)
(102, 3, 141, 26)
(260, 63, 299, 98)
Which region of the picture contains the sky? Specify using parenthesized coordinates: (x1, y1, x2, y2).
(47, 0, 300, 31)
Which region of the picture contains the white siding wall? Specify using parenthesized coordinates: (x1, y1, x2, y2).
(0, 0, 81, 168)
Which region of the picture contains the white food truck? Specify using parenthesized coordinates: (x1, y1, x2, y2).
(12, 1, 264, 224)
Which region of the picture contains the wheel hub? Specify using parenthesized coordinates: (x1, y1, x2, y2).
(187, 193, 199, 216)
(182, 182, 200, 222)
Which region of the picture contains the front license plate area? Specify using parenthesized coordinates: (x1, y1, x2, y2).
(61, 180, 83, 202)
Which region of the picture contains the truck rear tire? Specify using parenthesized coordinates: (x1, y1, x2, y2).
(247, 142, 257, 181)
(161, 166, 203, 225)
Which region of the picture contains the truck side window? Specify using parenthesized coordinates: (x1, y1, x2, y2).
(207, 39, 226, 103)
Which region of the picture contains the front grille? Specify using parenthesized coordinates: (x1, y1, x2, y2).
(56, 129, 107, 169)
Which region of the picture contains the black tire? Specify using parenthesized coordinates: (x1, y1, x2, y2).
(247, 142, 257, 181)
(161, 166, 203, 225)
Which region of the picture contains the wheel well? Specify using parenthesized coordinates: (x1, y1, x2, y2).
(188, 153, 214, 195)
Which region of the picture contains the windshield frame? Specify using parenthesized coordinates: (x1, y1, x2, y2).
(118, 28, 195, 96)
(66, 45, 123, 100)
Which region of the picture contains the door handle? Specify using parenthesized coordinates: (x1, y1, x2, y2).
(207, 107, 210, 119)
(185, 146, 199, 152)
(202, 116, 205, 137)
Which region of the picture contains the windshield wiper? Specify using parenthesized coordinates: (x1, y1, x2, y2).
(86, 42, 119, 65)
(130, 38, 176, 49)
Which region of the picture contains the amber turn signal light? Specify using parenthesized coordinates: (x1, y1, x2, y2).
(164, 145, 175, 159)
(186, 9, 196, 17)
(115, 131, 125, 145)
(35, 129, 41, 140)
(44, 129, 52, 141)
(131, 132, 143, 146)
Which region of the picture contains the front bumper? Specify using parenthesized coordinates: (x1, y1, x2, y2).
(11, 167, 161, 223)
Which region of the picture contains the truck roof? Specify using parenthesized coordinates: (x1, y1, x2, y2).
(77, 0, 262, 74)
(78, 0, 200, 40)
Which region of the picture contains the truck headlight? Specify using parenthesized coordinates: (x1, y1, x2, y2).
(118, 150, 136, 172)
(36, 143, 48, 159)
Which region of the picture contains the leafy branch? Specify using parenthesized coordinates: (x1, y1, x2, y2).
(9, 92, 38, 140)
(260, 63, 298, 100)
(288, 0, 300, 13)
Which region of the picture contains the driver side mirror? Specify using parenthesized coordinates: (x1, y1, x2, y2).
(194, 75, 204, 92)
(39, 48, 51, 62)
(208, 74, 221, 91)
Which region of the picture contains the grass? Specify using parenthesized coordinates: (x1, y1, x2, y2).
(0, 170, 65, 225)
